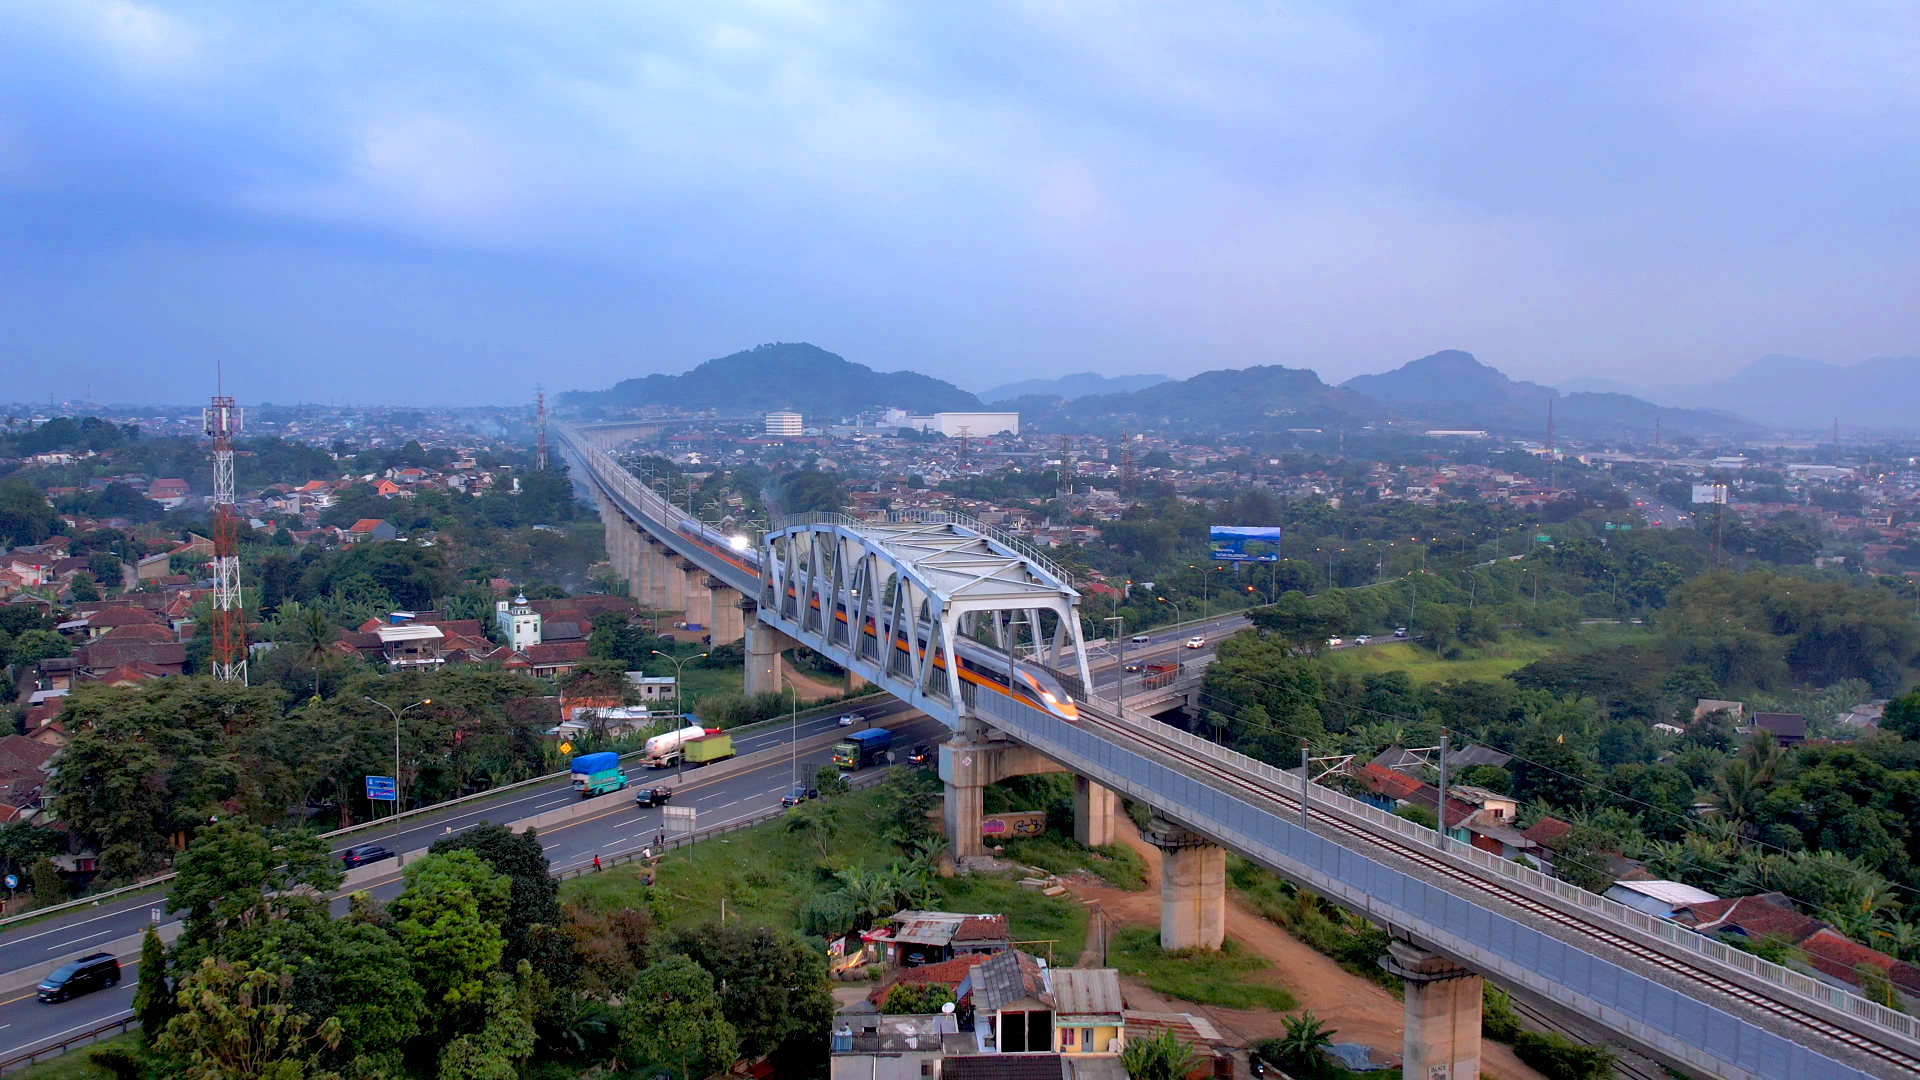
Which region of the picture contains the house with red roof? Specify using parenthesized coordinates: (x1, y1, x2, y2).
(346, 519, 398, 543)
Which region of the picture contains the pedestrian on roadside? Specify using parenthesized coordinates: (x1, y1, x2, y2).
(592, 854, 602, 871)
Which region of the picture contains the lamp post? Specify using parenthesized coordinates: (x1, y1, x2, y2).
(781, 672, 800, 788)
(363, 696, 431, 843)
(652, 649, 708, 721)
(1103, 616, 1125, 709)
(1155, 596, 1181, 630)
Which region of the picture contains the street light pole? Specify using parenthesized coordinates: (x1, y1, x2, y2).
(364, 696, 430, 843)
(1156, 596, 1181, 630)
(781, 672, 799, 788)
(652, 649, 708, 721)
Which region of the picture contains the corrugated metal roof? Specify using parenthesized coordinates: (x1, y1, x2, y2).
(1051, 969, 1122, 1017)
(1607, 879, 1719, 906)
(974, 950, 1053, 1013)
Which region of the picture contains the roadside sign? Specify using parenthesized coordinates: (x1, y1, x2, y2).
(365, 775, 397, 802)
(3, 875, 15, 890)
(662, 805, 697, 835)
(558, 741, 573, 756)
(1536, 534, 1551, 543)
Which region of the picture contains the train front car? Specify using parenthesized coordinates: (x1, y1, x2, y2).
(1014, 663, 1079, 722)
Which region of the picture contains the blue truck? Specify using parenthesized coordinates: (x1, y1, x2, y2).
(832, 727, 894, 769)
(570, 751, 628, 797)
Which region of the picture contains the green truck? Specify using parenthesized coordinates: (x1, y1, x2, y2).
(682, 732, 735, 766)
(569, 751, 628, 797)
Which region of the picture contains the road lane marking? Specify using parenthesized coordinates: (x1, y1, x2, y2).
(0, 1011, 135, 1058)
(44, 930, 116, 952)
(534, 796, 572, 809)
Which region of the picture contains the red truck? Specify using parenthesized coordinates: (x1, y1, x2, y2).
(1141, 661, 1181, 689)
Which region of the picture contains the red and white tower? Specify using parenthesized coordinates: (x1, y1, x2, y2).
(204, 386, 246, 684)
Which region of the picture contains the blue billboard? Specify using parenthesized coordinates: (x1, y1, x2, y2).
(1209, 525, 1282, 563)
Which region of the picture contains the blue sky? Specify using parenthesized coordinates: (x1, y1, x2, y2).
(2, 1, 1916, 405)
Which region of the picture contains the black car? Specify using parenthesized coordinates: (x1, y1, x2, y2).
(1123, 661, 1144, 673)
(907, 744, 932, 766)
(341, 843, 395, 869)
(634, 787, 672, 807)
(38, 953, 119, 1002)
(781, 785, 819, 806)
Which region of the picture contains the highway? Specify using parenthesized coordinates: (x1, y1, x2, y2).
(1626, 484, 1692, 530)
(0, 699, 943, 1066)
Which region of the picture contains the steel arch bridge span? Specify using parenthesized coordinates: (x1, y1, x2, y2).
(759, 513, 1093, 731)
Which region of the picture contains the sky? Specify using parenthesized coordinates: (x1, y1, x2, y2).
(2, 1, 1917, 406)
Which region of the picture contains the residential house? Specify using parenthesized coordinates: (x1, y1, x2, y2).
(867, 911, 1012, 968)
(147, 479, 192, 509)
(868, 954, 996, 1008)
(1604, 880, 1720, 920)
(347, 519, 398, 543)
(1679, 893, 1920, 1007)
(1748, 713, 1808, 748)
(1051, 969, 1124, 1057)
(624, 672, 678, 702)
(1694, 699, 1745, 723)
(0, 735, 55, 820)
(964, 950, 1054, 1054)
(831, 1013, 964, 1080)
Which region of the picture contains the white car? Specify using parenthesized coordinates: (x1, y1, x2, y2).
(1185, 636, 1205, 649)
(1354, 635, 1371, 645)
(1326, 637, 1345, 647)
(1131, 634, 1151, 644)
(837, 714, 858, 727)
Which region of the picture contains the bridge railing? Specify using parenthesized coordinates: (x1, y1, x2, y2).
(1060, 696, 1918, 1047)
(770, 509, 1074, 588)
(982, 693, 1909, 1077)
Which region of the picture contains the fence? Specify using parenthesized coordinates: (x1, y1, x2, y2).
(0, 1013, 135, 1075)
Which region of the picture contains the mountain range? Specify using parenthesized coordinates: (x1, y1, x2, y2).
(979, 372, 1170, 402)
(558, 342, 982, 415)
(563, 342, 1909, 438)
(1558, 355, 1920, 430)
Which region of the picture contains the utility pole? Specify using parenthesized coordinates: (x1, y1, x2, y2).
(535, 388, 548, 471)
(205, 370, 246, 684)
(1545, 397, 1556, 494)
(1120, 431, 1137, 501)
(1435, 733, 1449, 848)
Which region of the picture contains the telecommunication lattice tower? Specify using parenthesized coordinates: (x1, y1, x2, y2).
(204, 388, 246, 683)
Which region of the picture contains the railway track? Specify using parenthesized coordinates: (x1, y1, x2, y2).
(1070, 708, 1920, 1078)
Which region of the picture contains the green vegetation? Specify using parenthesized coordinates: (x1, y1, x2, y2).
(0, 1035, 143, 1080)
(1001, 834, 1149, 891)
(1227, 858, 1395, 988)
(1513, 1030, 1617, 1080)
(1120, 1028, 1199, 1080)
(1319, 625, 1649, 685)
(1108, 926, 1297, 1011)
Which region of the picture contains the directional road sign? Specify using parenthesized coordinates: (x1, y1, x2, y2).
(365, 775, 397, 802)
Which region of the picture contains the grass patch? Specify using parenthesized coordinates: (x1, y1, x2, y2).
(559, 785, 1087, 961)
(1319, 625, 1651, 686)
(1109, 926, 1297, 1011)
(1001, 834, 1150, 891)
(1227, 857, 1397, 990)
(5, 1033, 141, 1080)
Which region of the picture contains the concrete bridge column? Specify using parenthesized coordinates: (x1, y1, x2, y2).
(940, 741, 990, 860)
(680, 561, 706, 631)
(660, 548, 686, 617)
(1380, 941, 1482, 1080)
(707, 581, 744, 646)
(645, 540, 670, 612)
(1144, 817, 1225, 951)
(744, 619, 799, 697)
(1074, 776, 1119, 848)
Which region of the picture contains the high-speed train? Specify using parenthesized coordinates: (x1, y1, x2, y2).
(791, 588, 1080, 722)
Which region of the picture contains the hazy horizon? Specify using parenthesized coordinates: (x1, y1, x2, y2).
(4, 3, 1917, 406)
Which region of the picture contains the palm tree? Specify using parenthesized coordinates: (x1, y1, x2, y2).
(287, 604, 337, 696)
(1268, 1012, 1336, 1077)
(1121, 1029, 1197, 1080)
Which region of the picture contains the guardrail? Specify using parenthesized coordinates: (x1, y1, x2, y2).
(0, 1012, 134, 1075)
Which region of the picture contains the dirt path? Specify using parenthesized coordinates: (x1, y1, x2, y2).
(1067, 818, 1545, 1080)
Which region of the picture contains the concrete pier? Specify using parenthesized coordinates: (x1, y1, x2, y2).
(1380, 941, 1482, 1080)
(1074, 775, 1119, 848)
(744, 620, 799, 697)
(1144, 817, 1225, 951)
(707, 582, 745, 646)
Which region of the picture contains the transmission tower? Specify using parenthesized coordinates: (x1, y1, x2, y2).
(535, 387, 548, 471)
(1058, 435, 1073, 499)
(204, 377, 246, 684)
(1120, 431, 1137, 500)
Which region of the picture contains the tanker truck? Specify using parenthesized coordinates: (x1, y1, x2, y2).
(643, 724, 717, 769)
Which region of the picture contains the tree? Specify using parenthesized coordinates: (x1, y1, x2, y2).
(287, 904, 425, 1066)
(882, 982, 954, 1013)
(1263, 1011, 1337, 1078)
(436, 964, 538, 1080)
(1553, 821, 1624, 894)
(619, 954, 739, 1080)
(1885, 690, 1920, 741)
(156, 959, 342, 1080)
(428, 823, 567, 979)
(666, 924, 836, 1060)
(69, 571, 100, 602)
(168, 820, 341, 969)
(783, 798, 841, 858)
(133, 925, 176, 1046)
(8, 629, 70, 665)
(1122, 1027, 1199, 1080)
(389, 850, 510, 1010)
(815, 764, 850, 797)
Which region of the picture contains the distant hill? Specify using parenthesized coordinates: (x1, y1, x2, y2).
(1339, 350, 1756, 439)
(1061, 364, 1379, 432)
(559, 342, 981, 417)
(980, 372, 1170, 402)
(1626, 355, 1920, 431)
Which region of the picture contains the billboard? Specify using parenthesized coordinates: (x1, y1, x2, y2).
(1692, 484, 1728, 505)
(1210, 525, 1282, 563)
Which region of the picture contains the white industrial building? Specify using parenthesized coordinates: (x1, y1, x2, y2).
(906, 412, 1019, 437)
(765, 411, 804, 436)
